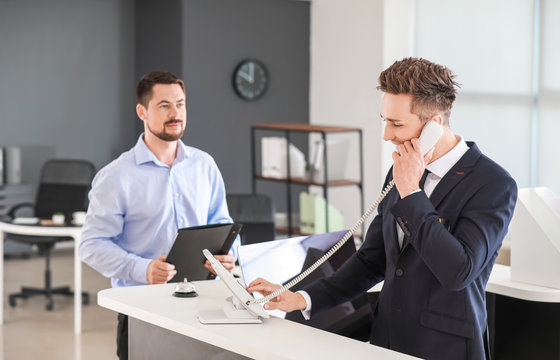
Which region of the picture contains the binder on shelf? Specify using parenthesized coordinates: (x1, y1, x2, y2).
(5, 146, 22, 185)
(299, 192, 343, 234)
(166, 223, 243, 282)
(261, 137, 306, 178)
(0, 147, 4, 185)
(309, 138, 350, 183)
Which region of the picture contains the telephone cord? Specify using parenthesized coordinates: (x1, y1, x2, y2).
(252, 180, 395, 305)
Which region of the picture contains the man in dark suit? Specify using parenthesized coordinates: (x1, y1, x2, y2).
(247, 57, 518, 360)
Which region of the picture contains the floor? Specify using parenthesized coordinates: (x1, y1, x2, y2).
(1, 248, 117, 360)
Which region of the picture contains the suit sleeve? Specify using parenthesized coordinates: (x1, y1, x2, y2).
(303, 204, 387, 316)
(391, 171, 517, 291)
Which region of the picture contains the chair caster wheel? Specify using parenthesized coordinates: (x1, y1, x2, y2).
(46, 300, 54, 311)
(9, 296, 16, 307)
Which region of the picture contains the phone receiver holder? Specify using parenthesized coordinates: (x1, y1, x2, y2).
(198, 249, 269, 324)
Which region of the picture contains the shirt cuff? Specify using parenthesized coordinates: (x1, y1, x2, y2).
(230, 235, 241, 260)
(133, 257, 153, 284)
(296, 290, 312, 320)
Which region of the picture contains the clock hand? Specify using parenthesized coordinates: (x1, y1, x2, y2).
(249, 62, 254, 83)
(238, 71, 252, 82)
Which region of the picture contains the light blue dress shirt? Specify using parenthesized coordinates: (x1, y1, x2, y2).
(79, 134, 238, 288)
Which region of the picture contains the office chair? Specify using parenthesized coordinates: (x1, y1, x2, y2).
(5, 159, 95, 311)
(226, 194, 275, 245)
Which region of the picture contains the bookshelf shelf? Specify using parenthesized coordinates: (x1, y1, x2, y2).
(254, 174, 361, 187)
(251, 123, 364, 237)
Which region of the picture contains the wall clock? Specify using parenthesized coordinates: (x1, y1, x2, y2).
(233, 59, 268, 101)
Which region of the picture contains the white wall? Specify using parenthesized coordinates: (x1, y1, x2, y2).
(309, 0, 560, 232)
(309, 0, 384, 232)
(309, 0, 419, 232)
(380, 0, 415, 177)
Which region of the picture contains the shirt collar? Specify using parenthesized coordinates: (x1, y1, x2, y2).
(426, 136, 469, 179)
(133, 133, 192, 166)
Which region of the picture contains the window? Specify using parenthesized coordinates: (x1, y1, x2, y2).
(414, 0, 559, 195)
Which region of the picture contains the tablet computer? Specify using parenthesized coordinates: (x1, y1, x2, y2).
(166, 223, 242, 282)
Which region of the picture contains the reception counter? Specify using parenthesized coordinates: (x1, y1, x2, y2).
(98, 280, 419, 360)
(99, 264, 560, 359)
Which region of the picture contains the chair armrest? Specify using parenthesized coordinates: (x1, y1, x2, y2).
(6, 202, 35, 220)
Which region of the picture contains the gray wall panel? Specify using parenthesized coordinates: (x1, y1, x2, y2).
(183, 0, 310, 210)
(0, 0, 309, 214)
(0, 0, 136, 173)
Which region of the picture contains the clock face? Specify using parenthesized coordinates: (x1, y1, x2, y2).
(233, 59, 268, 101)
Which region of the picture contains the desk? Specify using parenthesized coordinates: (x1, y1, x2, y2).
(485, 264, 560, 359)
(367, 264, 560, 302)
(486, 264, 560, 302)
(0, 221, 84, 334)
(367, 264, 560, 359)
(98, 280, 419, 360)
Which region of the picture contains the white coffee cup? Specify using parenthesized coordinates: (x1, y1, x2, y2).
(72, 211, 86, 225)
(52, 213, 65, 225)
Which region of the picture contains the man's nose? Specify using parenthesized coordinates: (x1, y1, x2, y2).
(383, 124, 392, 141)
(168, 105, 179, 118)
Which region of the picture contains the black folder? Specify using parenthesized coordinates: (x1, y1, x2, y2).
(166, 223, 242, 282)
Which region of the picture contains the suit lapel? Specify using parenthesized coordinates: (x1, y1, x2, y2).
(383, 168, 402, 254)
(384, 143, 482, 254)
(429, 142, 482, 208)
(387, 187, 402, 253)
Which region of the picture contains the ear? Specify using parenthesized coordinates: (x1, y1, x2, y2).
(136, 103, 147, 121)
(431, 114, 444, 125)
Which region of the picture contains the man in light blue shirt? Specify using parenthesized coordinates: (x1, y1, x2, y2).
(79, 71, 238, 360)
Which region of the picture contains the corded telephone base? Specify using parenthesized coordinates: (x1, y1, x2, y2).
(198, 296, 263, 324)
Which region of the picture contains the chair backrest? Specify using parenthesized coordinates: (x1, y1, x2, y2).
(226, 194, 275, 245)
(34, 159, 95, 219)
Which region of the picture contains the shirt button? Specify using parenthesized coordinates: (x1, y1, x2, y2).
(178, 219, 183, 223)
(175, 193, 179, 197)
(396, 269, 404, 277)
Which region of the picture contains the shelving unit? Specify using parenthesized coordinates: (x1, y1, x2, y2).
(251, 123, 364, 237)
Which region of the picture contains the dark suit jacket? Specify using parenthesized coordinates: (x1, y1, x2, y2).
(304, 142, 517, 360)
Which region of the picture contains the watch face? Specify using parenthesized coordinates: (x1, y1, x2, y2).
(233, 59, 268, 100)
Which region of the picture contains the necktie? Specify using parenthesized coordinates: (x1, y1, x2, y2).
(419, 169, 430, 190)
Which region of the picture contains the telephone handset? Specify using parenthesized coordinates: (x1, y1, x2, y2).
(252, 120, 443, 306)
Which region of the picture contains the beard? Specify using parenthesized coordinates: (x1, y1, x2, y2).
(147, 119, 185, 142)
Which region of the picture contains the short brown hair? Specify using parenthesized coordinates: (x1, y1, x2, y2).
(377, 57, 460, 125)
(136, 71, 185, 108)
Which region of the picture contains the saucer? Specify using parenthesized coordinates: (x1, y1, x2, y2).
(13, 217, 39, 225)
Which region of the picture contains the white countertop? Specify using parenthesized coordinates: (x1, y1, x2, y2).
(98, 280, 419, 360)
(368, 264, 560, 303)
(487, 264, 560, 303)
